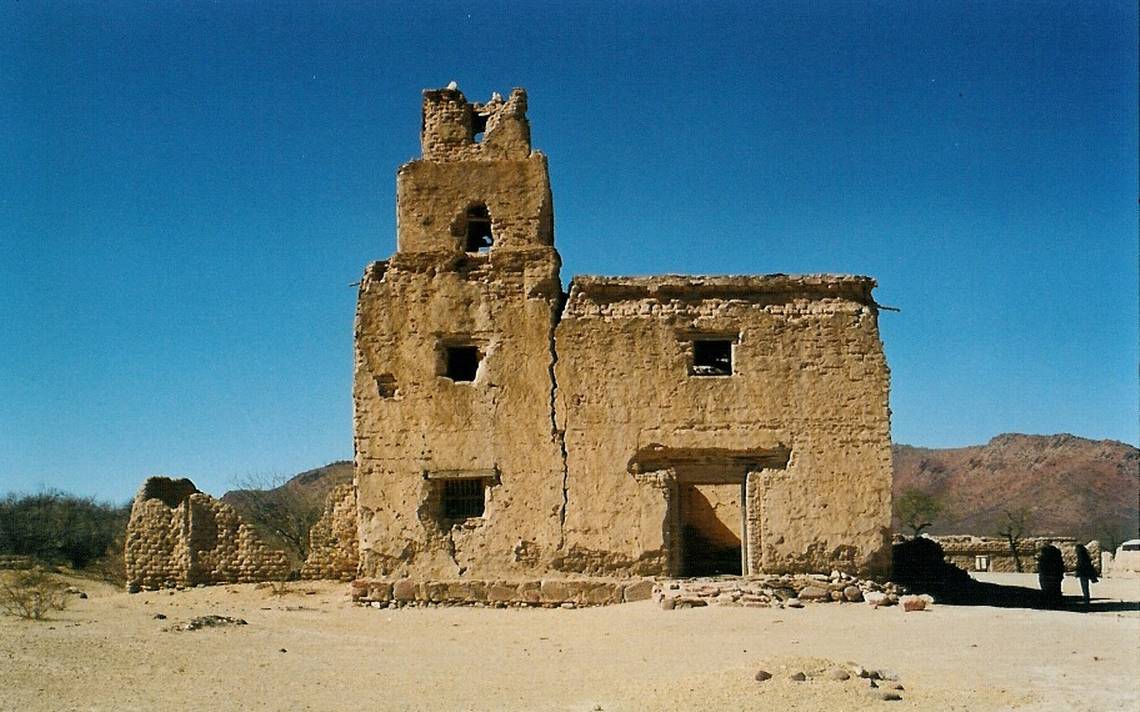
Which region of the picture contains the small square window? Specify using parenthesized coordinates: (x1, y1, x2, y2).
(444, 346, 481, 382)
(691, 339, 733, 376)
(975, 555, 990, 572)
(442, 478, 485, 521)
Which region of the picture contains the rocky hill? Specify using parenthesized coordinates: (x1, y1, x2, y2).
(892, 434, 1138, 547)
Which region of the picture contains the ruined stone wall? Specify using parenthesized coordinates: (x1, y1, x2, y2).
(301, 483, 359, 581)
(125, 477, 288, 590)
(553, 276, 893, 577)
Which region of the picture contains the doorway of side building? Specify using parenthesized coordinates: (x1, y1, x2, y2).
(678, 482, 743, 576)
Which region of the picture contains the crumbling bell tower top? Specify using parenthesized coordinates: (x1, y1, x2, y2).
(420, 85, 532, 161)
(396, 85, 554, 255)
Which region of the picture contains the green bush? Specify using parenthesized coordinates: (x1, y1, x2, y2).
(0, 491, 129, 569)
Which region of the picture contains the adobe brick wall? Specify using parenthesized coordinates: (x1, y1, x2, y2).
(124, 477, 288, 590)
(301, 483, 359, 581)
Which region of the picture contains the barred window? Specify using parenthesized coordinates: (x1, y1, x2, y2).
(442, 478, 485, 521)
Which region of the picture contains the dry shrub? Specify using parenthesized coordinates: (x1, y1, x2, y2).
(0, 569, 69, 620)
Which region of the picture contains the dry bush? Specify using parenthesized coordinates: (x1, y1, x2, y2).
(0, 569, 70, 620)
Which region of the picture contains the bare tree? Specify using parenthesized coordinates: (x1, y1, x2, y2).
(894, 489, 942, 536)
(225, 473, 325, 573)
(996, 507, 1033, 572)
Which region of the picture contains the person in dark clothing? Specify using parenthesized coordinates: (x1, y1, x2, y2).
(1037, 543, 1064, 605)
(1074, 544, 1099, 606)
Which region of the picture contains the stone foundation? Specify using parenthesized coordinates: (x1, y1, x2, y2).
(351, 577, 656, 608)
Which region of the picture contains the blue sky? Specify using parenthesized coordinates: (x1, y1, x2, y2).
(2, 2, 1136, 502)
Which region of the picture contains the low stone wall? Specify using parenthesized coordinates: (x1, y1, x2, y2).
(932, 535, 1100, 574)
(654, 572, 903, 610)
(125, 477, 289, 591)
(301, 484, 359, 581)
(351, 577, 656, 608)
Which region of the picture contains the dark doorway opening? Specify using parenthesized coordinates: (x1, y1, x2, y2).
(678, 483, 742, 576)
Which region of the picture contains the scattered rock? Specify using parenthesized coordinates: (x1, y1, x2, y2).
(843, 585, 863, 602)
(798, 586, 830, 601)
(172, 615, 248, 631)
(153, 613, 167, 620)
(789, 671, 807, 682)
(864, 591, 889, 608)
(659, 596, 676, 611)
(754, 670, 772, 682)
(875, 690, 902, 701)
(785, 598, 804, 609)
(826, 668, 850, 681)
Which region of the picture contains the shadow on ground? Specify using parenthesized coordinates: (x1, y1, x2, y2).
(892, 538, 1139, 613)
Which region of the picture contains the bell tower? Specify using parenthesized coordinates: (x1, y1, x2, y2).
(353, 85, 566, 580)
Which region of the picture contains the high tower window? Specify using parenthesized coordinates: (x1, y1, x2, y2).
(471, 113, 488, 143)
(464, 204, 493, 253)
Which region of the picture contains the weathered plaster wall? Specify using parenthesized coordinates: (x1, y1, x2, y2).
(125, 477, 289, 590)
(301, 483, 360, 581)
(553, 276, 893, 576)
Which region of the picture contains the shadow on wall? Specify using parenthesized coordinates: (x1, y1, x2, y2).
(892, 537, 1138, 614)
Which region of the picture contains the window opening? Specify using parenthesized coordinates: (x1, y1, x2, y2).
(975, 555, 990, 572)
(464, 204, 493, 253)
(471, 113, 488, 143)
(375, 374, 398, 398)
(444, 345, 481, 382)
(442, 478, 485, 521)
(691, 339, 733, 376)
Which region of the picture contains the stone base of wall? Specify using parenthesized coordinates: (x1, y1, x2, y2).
(351, 577, 656, 609)
(654, 572, 904, 610)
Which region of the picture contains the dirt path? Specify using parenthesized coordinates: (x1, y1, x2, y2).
(1, 573, 1136, 711)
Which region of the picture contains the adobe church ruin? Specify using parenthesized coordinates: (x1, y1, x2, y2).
(353, 86, 893, 582)
(126, 86, 893, 593)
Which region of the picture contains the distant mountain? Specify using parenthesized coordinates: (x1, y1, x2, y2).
(892, 434, 1139, 547)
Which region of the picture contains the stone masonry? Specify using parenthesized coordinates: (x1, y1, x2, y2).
(932, 535, 1100, 575)
(125, 477, 288, 590)
(352, 85, 894, 588)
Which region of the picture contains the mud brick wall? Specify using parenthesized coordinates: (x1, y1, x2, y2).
(301, 484, 359, 581)
(125, 477, 288, 590)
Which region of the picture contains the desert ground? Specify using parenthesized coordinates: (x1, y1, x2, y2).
(1, 572, 1136, 711)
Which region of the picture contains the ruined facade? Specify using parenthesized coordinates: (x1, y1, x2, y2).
(352, 86, 894, 584)
(125, 477, 289, 590)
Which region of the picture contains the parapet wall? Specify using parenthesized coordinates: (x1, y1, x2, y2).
(125, 477, 289, 590)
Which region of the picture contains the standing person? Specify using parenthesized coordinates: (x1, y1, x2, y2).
(1074, 544, 1099, 607)
(1037, 543, 1064, 606)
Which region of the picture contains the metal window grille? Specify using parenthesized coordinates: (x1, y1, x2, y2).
(443, 478, 485, 520)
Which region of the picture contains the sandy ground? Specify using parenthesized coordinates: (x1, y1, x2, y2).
(1, 572, 1137, 712)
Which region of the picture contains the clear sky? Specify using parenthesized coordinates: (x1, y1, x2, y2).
(2, 2, 1136, 503)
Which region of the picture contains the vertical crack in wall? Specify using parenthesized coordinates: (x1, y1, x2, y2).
(548, 292, 570, 549)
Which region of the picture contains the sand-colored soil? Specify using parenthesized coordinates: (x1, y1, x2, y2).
(1, 572, 1136, 711)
